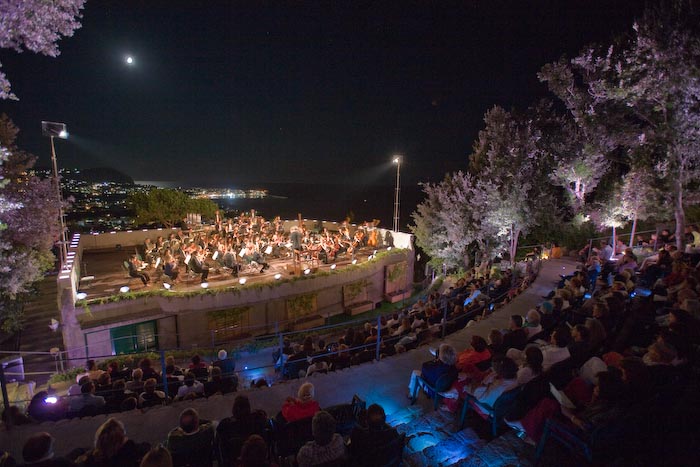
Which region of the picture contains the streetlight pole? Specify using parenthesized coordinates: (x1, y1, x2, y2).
(393, 156, 402, 232)
(42, 121, 69, 269)
(50, 135, 68, 267)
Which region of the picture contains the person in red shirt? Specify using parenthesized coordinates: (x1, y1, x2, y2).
(281, 383, 320, 422)
(456, 335, 492, 372)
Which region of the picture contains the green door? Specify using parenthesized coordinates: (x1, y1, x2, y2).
(110, 320, 159, 355)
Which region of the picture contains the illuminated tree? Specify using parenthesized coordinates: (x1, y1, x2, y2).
(539, 1, 700, 250)
(411, 171, 483, 269)
(0, 0, 85, 99)
(0, 116, 61, 332)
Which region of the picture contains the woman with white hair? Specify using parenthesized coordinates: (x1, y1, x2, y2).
(407, 343, 458, 401)
(281, 382, 320, 422)
(525, 309, 543, 339)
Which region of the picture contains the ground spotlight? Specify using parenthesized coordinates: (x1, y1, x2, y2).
(304, 268, 311, 275)
(239, 278, 247, 285)
(352, 259, 357, 265)
(76, 292, 87, 300)
(163, 283, 172, 290)
(201, 282, 209, 289)
(119, 286, 130, 293)
(330, 264, 336, 270)
(274, 273, 282, 280)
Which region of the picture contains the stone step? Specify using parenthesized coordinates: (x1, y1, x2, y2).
(449, 431, 535, 467)
(406, 427, 486, 467)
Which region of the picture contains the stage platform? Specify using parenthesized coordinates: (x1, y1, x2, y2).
(77, 245, 384, 301)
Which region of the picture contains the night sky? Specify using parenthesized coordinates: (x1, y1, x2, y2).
(0, 0, 645, 189)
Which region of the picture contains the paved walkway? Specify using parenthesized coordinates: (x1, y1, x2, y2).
(0, 258, 575, 460)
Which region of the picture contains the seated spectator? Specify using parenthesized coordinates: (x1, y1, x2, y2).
(164, 356, 183, 376)
(512, 371, 626, 444)
(126, 369, 145, 395)
(585, 316, 607, 349)
(106, 379, 129, 413)
(76, 418, 150, 467)
(281, 382, 320, 423)
(188, 355, 209, 381)
(296, 411, 346, 467)
(488, 328, 506, 357)
(212, 349, 236, 377)
(21, 432, 71, 467)
(349, 403, 400, 465)
(456, 335, 491, 372)
(407, 344, 458, 400)
(204, 366, 237, 396)
(391, 318, 411, 337)
(643, 341, 678, 386)
(541, 327, 572, 371)
(464, 356, 519, 407)
(163, 366, 183, 400)
(216, 395, 268, 465)
(165, 408, 215, 462)
(239, 435, 273, 467)
(517, 346, 543, 385)
(139, 358, 158, 381)
(78, 360, 104, 383)
(305, 360, 329, 377)
(69, 381, 105, 414)
(139, 446, 172, 467)
(176, 372, 204, 400)
(568, 325, 591, 361)
(94, 373, 113, 400)
(502, 315, 528, 350)
(524, 309, 543, 339)
(139, 378, 167, 408)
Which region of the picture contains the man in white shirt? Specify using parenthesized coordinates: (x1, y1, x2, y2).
(541, 327, 572, 371)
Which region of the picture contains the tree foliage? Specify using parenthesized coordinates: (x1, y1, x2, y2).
(0, 115, 60, 332)
(0, 0, 85, 99)
(128, 189, 218, 228)
(539, 0, 700, 249)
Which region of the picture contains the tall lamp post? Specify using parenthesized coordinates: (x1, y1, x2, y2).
(392, 156, 402, 232)
(41, 121, 69, 268)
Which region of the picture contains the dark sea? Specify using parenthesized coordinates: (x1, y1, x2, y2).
(187, 182, 423, 229)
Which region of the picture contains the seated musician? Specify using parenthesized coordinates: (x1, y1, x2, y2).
(188, 248, 209, 283)
(242, 243, 269, 273)
(222, 247, 241, 277)
(163, 252, 180, 283)
(128, 255, 151, 286)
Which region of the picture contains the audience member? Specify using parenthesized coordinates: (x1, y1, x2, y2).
(407, 344, 458, 400)
(76, 418, 150, 467)
(281, 383, 320, 423)
(296, 411, 346, 467)
(139, 446, 172, 467)
(165, 408, 215, 462)
(21, 432, 72, 467)
(349, 404, 400, 466)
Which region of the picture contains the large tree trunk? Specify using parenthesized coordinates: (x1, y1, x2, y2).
(629, 213, 638, 248)
(674, 177, 685, 251)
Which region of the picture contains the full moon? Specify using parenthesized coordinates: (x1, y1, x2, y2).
(126, 56, 134, 65)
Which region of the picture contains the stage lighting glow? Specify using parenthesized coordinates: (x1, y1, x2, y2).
(58, 130, 68, 139)
(274, 273, 282, 280)
(44, 396, 58, 404)
(119, 286, 130, 293)
(201, 282, 209, 289)
(76, 292, 87, 300)
(239, 278, 247, 285)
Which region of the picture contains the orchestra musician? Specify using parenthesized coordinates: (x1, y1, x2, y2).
(128, 255, 151, 286)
